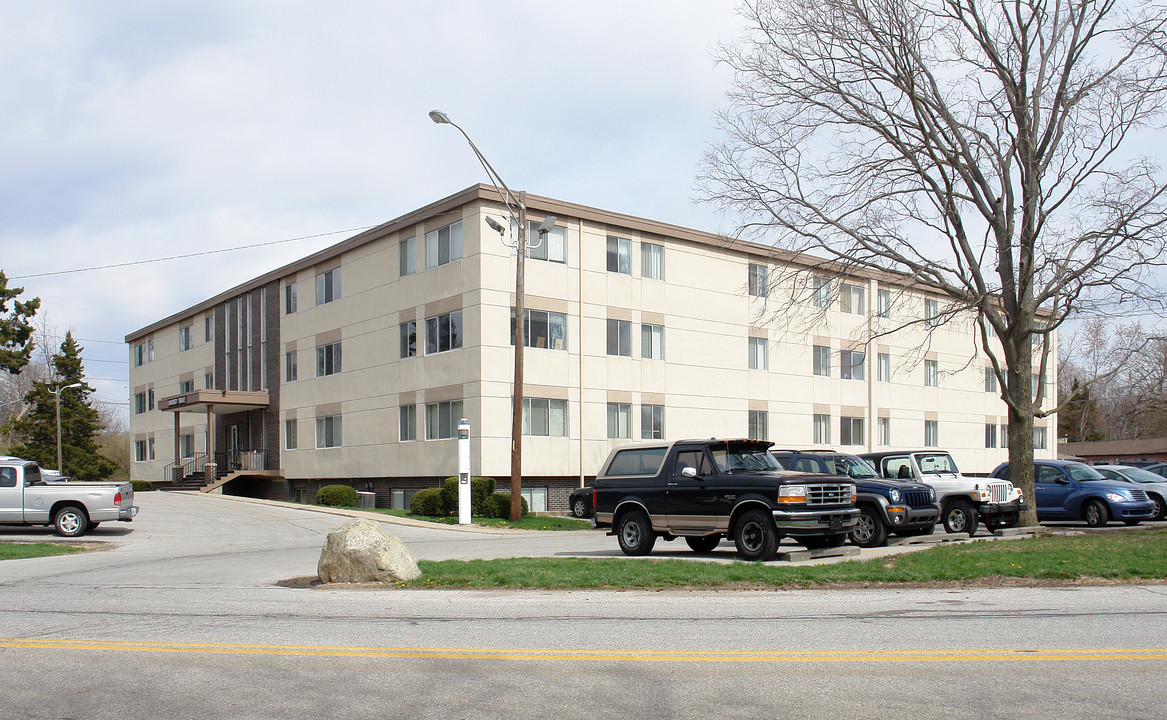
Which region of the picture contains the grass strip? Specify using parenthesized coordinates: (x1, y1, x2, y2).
(0, 542, 84, 561)
(326, 506, 592, 531)
(407, 527, 1167, 589)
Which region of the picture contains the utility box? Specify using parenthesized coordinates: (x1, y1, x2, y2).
(356, 491, 376, 509)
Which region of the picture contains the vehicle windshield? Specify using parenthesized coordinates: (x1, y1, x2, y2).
(1065, 463, 1107, 481)
(917, 453, 959, 475)
(710, 447, 781, 473)
(824, 455, 878, 478)
(1114, 467, 1166, 484)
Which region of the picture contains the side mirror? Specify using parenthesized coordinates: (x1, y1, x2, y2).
(681, 466, 698, 479)
(1055, 477, 1070, 485)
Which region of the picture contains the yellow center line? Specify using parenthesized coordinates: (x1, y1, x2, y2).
(1, 638, 1165, 662)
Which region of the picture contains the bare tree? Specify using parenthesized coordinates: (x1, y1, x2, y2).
(702, 0, 1167, 523)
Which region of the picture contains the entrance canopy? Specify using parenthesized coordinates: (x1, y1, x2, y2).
(159, 389, 269, 415)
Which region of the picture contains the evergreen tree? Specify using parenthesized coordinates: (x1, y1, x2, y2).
(9, 332, 116, 479)
(0, 270, 40, 374)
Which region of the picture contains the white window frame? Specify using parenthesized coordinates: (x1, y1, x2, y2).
(606, 319, 632, 357)
(315, 269, 341, 306)
(840, 417, 864, 446)
(642, 243, 664, 280)
(425, 310, 463, 354)
(748, 263, 768, 297)
(425, 221, 463, 269)
(607, 403, 632, 439)
(840, 284, 865, 314)
(512, 309, 567, 351)
(425, 400, 463, 440)
(642, 324, 665, 360)
(399, 405, 417, 442)
(641, 404, 665, 440)
(748, 410, 768, 441)
(878, 352, 891, 382)
(606, 236, 631, 274)
(924, 359, 939, 387)
(316, 342, 341, 377)
(813, 345, 831, 376)
(813, 277, 831, 309)
(813, 413, 831, 444)
(877, 417, 891, 446)
(924, 419, 939, 447)
(841, 350, 865, 381)
(522, 398, 568, 437)
(748, 337, 768, 370)
(285, 419, 298, 450)
(315, 415, 342, 449)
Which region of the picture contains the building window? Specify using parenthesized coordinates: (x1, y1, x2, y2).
(878, 353, 891, 382)
(924, 419, 939, 447)
(925, 298, 940, 326)
(134, 343, 145, 366)
(134, 392, 146, 414)
(813, 345, 831, 376)
(316, 342, 342, 377)
(840, 417, 864, 446)
(1033, 426, 1048, 450)
(813, 414, 831, 444)
(285, 282, 297, 314)
(316, 415, 342, 448)
(285, 351, 297, 381)
(521, 220, 566, 263)
(841, 350, 865, 381)
(178, 380, 194, 394)
(205, 372, 214, 389)
(641, 405, 665, 440)
(148, 438, 155, 460)
(511, 309, 567, 350)
(426, 400, 463, 440)
(813, 277, 831, 308)
(985, 423, 998, 448)
(425, 310, 463, 354)
(748, 337, 768, 370)
(148, 339, 154, 362)
(642, 243, 664, 280)
(285, 419, 298, 450)
(424, 220, 459, 268)
(642, 324, 665, 361)
(400, 321, 417, 358)
(400, 237, 417, 276)
(180, 434, 195, 459)
(426, 221, 463, 269)
(205, 315, 214, 342)
(985, 368, 998, 393)
(748, 263, 768, 297)
(924, 359, 939, 387)
(316, 268, 341, 306)
(1032, 373, 1042, 400)
(178, 325, 192, 352)
(877, 289, 891, 318)
(399, 405, 417, 442)
(748, 410, 768, 441)
(134, 440, 147, 462)
(877, 417, 891, 446)
(1001, 423, 1009, 445)
(607, 403, 632, 439)
(522, 398, 568, 437)
(606, 236, 631, 274)
(147, 389, 154, 411)
(606, 319, 632, 357)
(841, 284, 865, 314)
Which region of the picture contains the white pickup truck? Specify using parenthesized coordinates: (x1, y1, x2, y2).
(0, 458, 137, 537)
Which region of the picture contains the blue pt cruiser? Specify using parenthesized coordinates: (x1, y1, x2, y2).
(990, 460, 1156, 527)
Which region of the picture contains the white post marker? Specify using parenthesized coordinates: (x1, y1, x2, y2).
(457, 418, 471, 525)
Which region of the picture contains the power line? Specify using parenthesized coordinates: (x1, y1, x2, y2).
(10, 226, 376, 280)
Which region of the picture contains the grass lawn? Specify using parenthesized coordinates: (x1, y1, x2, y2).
(0, 542, 84, 561)
(405, 526, 1167, 589)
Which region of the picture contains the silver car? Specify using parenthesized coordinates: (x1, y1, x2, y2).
(1093, 465, 1167, 521)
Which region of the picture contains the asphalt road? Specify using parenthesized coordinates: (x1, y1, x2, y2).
(0, 493, 1164, 720)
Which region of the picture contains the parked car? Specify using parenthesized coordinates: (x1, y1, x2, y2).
(861, 450, 1024, 534)
(1139, 462, 1167, 479)
(771, 449, 939, 547)
(592, 439, 858, 560)
(990, 460, 1155, 527)
(1091, 465, 1167, 521)
(0, 458, 137, 537)
(568, 486, 593, 518)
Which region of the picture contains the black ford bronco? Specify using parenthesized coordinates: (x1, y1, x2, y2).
(592, 439, 859, 560)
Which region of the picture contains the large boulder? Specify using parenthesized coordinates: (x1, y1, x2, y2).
(317, 519, 421, 584)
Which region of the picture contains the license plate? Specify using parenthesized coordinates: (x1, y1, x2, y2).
(830, 518, 842, 530)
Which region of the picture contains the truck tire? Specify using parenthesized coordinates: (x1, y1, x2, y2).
(734, 509, 779, 561)
(53, 505, 89, 538)
(849, 505, 888, 548)
(1083, 500, 1108, 527)
(943, 500, 978, 535)
(616, 510, 656, 556)
(1148, 493, 1165, 521)
(572, 498, 590, 518)
(685, 535, 722, 553)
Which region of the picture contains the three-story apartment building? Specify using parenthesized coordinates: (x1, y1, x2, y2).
(126, 185, 1056, 511)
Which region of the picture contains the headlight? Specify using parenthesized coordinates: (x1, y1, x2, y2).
(1105, 492, 1130, 503)
(779, 485, 807, 503)
(929, 487, 937, 501)
(888, 489, 902, 503)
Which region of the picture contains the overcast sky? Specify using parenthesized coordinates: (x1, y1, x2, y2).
(1, 1, 745, 412)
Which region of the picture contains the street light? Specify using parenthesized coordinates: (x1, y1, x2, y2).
(52, 382, 82, 473)
(430, 109, 555, 521)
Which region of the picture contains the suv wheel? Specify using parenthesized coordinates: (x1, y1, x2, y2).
(849, 506, 887, 548)
(943, 500, 978, 535)
(616, 510, 657, 556)
(572, 498, 590, 518)
(734, 509, 779, 561)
